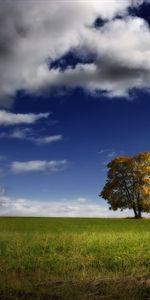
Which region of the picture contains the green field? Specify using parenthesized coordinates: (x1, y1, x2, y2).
(0, 217, 150, 299)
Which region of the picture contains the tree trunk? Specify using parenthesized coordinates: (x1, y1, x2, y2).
(137, 209, 142, 218)
(133, 206, 138, 218)
(133, 206, 142, 218)
(137, 194, 142, 218)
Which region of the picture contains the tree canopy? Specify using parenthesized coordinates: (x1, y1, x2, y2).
(100, 152, 150, 218)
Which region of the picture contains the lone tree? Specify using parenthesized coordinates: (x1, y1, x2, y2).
(100, 152, 150, 218)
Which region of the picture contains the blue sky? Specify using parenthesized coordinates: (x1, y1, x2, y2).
(0, 0, 150, 217)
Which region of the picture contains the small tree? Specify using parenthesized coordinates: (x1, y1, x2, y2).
(100, 152, 150, 218)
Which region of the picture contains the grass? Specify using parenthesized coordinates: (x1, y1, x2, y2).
(0, 217, 150, 299)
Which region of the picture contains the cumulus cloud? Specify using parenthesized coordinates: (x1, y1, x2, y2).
(11, 160, 68, 173)
(42, 14, 150, 97)
(0, 127, 63, 144)
(0, 195, 134, 217)
(0, 110, 49, 125)
(78, 15, 150, 96)
(0, 0, 146, 105)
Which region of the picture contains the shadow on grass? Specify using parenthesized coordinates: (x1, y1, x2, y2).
(0, 277, 150, 300)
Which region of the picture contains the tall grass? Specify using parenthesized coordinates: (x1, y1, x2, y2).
(0, 217, 150, 299)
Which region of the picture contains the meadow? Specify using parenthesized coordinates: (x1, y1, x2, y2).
(0, 217, 150, 299)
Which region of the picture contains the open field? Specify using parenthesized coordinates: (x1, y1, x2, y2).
(0, 217, 150, 299)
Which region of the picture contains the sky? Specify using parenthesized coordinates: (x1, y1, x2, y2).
(0, 0, 150, 217)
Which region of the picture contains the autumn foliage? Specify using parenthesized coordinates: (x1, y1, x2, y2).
(100, 152, 150, 218)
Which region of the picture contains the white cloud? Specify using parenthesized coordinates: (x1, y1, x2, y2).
(0, 0, 145, 104)
(0, 110, 49, 125)
(11, 160, 68, 173)
(0, 195, 136, 217)
(36, 134, 63, 144)
(0, 127, 63, 144)
(78, 16, 150, 97)
(40, 13, 150, 97)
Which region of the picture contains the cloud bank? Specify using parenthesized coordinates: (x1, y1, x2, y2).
(0, 0, 148, 105)
(0, 195, 134, 217)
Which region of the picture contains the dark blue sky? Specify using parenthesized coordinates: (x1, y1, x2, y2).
(0, 0, 150, 216)
(1, 89, 150, 200)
